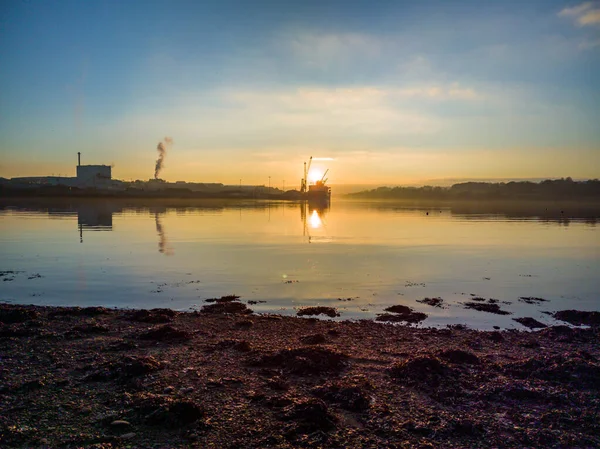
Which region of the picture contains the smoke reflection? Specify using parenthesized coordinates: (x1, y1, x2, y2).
(155, 212, 174, 256)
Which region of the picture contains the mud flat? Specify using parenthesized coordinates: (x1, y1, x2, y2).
(1, 303, 599, 448)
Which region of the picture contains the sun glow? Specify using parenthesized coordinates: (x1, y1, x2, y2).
(308, 169, 324, 183)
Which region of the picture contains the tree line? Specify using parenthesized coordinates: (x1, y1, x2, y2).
(348, 178, 600, 201)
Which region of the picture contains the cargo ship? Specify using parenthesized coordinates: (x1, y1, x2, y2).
(300, 156, 331, 204)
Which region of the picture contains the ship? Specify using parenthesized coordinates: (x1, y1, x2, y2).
(300, 156, 331, 204)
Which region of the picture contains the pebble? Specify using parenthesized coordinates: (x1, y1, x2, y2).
(180, 387, 194, 394)
(163, 386, 175, 394)
(111, 420, 131, 428)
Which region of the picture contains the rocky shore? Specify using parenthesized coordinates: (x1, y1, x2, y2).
(1, 302, 599, 448)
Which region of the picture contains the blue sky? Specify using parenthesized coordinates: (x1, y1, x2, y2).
(1, 0, 599, 184)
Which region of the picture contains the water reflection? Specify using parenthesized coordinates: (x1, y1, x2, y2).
(301, 202, 330, 243)
(155, 212, 174, 256)
(77, 203, 113, 242)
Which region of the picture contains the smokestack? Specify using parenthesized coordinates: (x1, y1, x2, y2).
(78, 152, 81, 166)
(154, 137, 173, 180)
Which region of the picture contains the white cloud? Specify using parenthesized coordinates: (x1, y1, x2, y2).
(559, 2, 600, 26)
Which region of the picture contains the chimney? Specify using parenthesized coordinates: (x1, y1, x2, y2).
(78, 152, 81, 166)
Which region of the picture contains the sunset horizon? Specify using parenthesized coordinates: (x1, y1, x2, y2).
(2, 0, 599, 185)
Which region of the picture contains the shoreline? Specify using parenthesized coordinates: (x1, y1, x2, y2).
(1, 303, 598, 448)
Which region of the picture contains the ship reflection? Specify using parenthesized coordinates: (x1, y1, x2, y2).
(301, 202, 329, 243)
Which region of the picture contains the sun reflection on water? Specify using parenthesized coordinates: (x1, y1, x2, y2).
(309, 209, 322, 229)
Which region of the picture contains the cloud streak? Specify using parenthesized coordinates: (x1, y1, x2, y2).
(559, 2, 600, 26)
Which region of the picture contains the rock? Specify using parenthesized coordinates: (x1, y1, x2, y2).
(163, 386, 175, 394)
(180, 387, 194, 394)
(120, 432, 136, 439)
(110, 420, 131, 429)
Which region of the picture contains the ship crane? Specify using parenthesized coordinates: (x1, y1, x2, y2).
(301, 156, 313, 193)
(319, 169, 329, 183)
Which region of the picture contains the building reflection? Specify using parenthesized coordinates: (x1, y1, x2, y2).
(77, 203, 113, 243)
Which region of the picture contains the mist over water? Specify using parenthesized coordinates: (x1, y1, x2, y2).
(0, 198, 598, 330)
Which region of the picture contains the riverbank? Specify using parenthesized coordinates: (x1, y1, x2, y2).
(1, 303, 599, 448)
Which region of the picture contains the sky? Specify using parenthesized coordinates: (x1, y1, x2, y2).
(1, 0, 599, 186)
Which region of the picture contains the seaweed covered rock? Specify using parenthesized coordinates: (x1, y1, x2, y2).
(299, 333, 327, 345)
(280, 397, 337, 433)
(503, 354, 600, 389)
(553, 310, 600, 327)
(126, 308, 177, 323)
(438, 349, 480, 365)
(312, 376, 373, 412)
(84, 356, 163, 381)
(417, 297, 445, 308)
(128, 395, 205, 428)
(253, 347, 348, 375)
(138, 325, 192, 342)
(463, 302, 511, 315)
(0, 306, 38, 324)
(201, 299, 253, 315)
(389, 355, 455, 387)
(513, 317, 547, 329)
(376, 305, 427, 324)
(296, 307, 339, 318)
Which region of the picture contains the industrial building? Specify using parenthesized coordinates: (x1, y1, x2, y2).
(9, 153, 115, 190)
(75, 152, 112, 189)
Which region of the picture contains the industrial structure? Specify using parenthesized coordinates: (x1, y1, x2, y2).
(76, 152, 112, 189)
(300, 156, 331, 203)
(8, 153, 114, 190)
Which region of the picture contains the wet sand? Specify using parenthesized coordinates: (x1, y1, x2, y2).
(1, 303, 599, 448)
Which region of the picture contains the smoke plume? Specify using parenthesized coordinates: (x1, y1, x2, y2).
(154, 137, 173, 179)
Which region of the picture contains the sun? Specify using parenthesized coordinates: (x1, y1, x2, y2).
(308, 169, 323, 183)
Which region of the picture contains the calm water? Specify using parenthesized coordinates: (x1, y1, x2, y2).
(1, 198, 598, 329)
